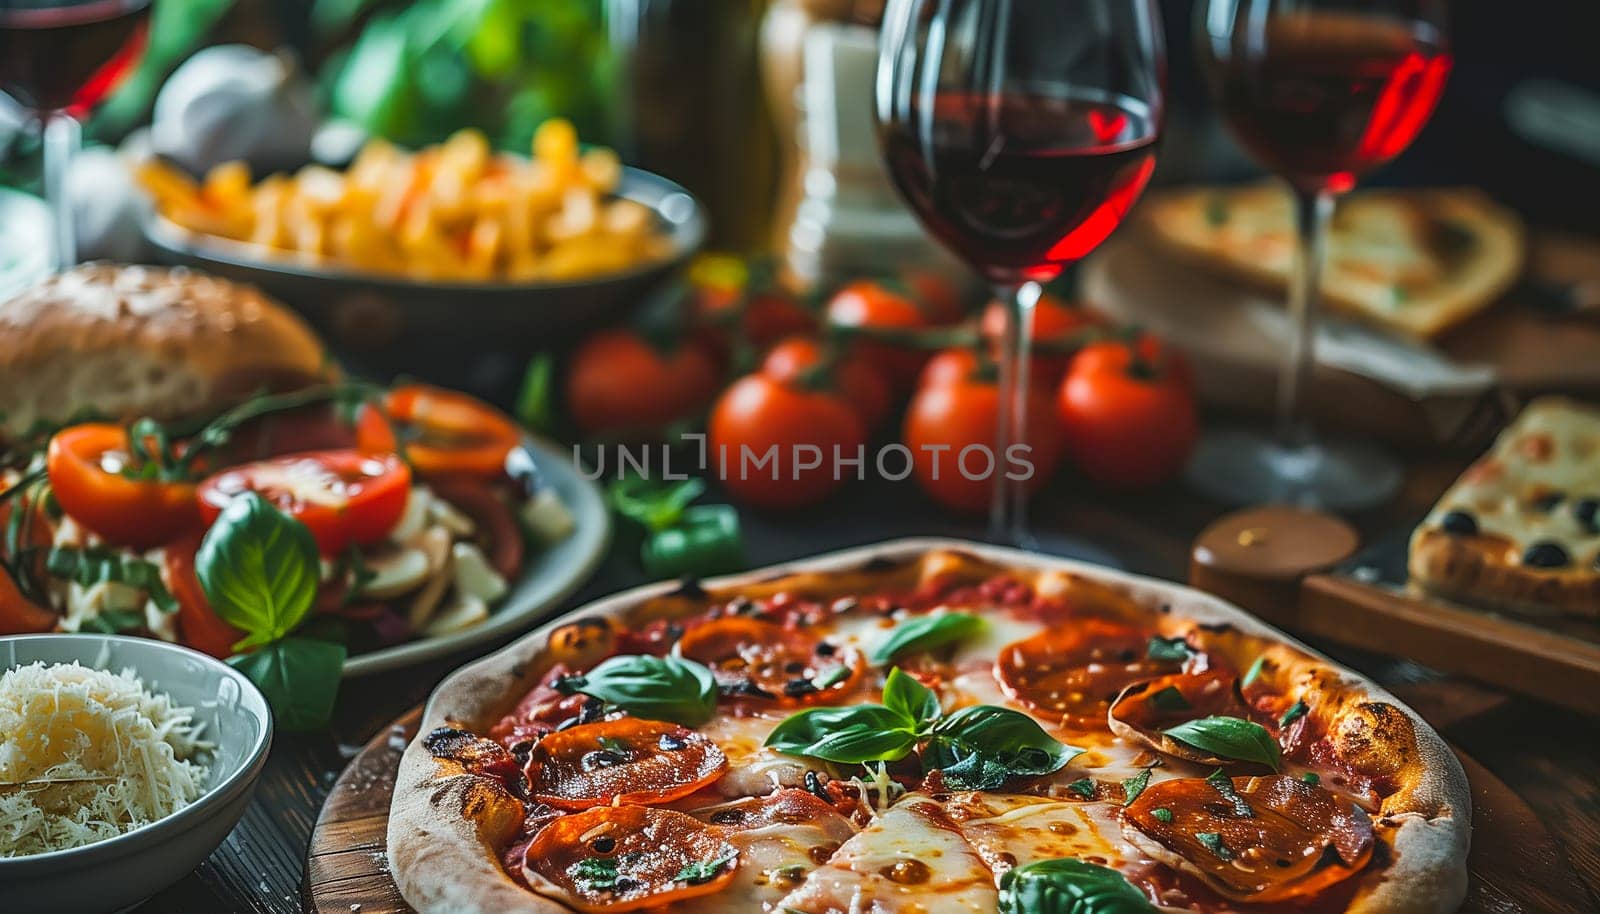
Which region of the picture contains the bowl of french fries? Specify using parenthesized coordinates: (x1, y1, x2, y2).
(136, 119, 704, 385)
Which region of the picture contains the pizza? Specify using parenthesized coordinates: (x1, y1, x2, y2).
(1410, 397, 1600, 617)
(1141, 183, 1524, 339)
(389, 540, 1470, 914)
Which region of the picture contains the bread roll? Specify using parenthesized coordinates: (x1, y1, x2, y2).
(0, 263, 331, 437)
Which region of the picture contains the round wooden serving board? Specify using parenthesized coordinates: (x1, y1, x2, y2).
(303, 705, 1593, 914)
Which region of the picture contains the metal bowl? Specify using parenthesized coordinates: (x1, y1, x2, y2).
(0, 634, 273, 914)
(142, 166, 706, 398)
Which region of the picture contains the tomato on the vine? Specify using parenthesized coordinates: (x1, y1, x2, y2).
(824, 279, 941, 391)
(357, 384, 519, 478)
(47, 424, 202, 549)
(565, 329, 722, 438)
(708, 374, 865, 510)
(161, 535, 245, 658)
(1057, 338, 1198, 489)
(903, 375, 1063, 513)
(197, 450, 412, 556)
(761, 336, 892, 431)
(697, 285, 817, 351)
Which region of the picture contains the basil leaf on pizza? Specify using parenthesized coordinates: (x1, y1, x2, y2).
(1161, 716, 1282, 770)
(873, 612, 985, 664)
(554, 654, 718, 726)
(881, 666, 943, 727)
(926, 705, 1080, 790)
(764, 704, 920, 764)
(997, 857, 1157, 914)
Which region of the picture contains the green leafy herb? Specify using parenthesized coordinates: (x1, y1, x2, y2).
(1066, 778, 1097, 799)
(1151, 808, 1174, 823)
(1195, 832, 1233, 860)
(1148, 686, 1192, 712)
(556, 654, 718, 727)
(196, 492, 321, 651)
(598, 736, 631, 755)
(608, 474, 706, 532)
(227, 638, 347, 732)
(925, 705, 1079, 790)
(1301, 772, 1321, 786)
(674, 849, 737, 885)
(1205, 769, 1253, 818)
(515, 353, 557, 435)
(814, 665, 851, 689)
(764, 703, 921, 764)
(571, 856, 620, 891)
(1241, 656, 1266, 688)
(1146, 636, 1191, 664)
(1278, 699, 1309, 728)
(882, 667, 942, 728)
(997, 857, 1157, 914)
(44, 546, 178, 613)
(1122, 769, 1151, 806)
(79, 609, 147, 634)
(872, 612, 986, 664)
(1162, 716, 1281, 770)
(331, 544, 378, 607)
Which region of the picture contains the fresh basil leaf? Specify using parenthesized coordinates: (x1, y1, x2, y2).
(1205, 768, 1253, 817)
(1151, 807, 1173, 823)
(1146, 635, 1191, 663)
(227, 637, 345, 731)
(997, 857, 1157, 914)
(872, 613, 985, 664)
(882, 667, 941, 729)
(1301, 771, 1320, 786)
(1278, 699, 1308, 727)
(674, 849, 737, 885)
(1122, 768, 1151, 806)
(197, 493, 320, 650)
(80, 609, 146, 634)
(1241, 655, 1266, 688)
(1066, 778, 1096, 799)
(1162, 716, 1281, 770)
(44, 546, 178, 613)
(926, 705, 1079, 790)
(1148, 686, 1192, 712)
(765, 704, 919, 764)
(556, 654, 717, 727)
(1195, 832, 1233, 860)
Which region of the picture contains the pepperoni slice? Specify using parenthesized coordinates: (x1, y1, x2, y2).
(1123, 774, 1375, 903)
(524, 718, 726, 810)
(524, 805, 740, 912)
(676, 616, 862, 706)
(995, 619, 1198, 730)
(1109, 672, 1253, 763)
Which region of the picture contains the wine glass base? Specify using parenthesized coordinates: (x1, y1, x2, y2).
(1184, 427, 1402, 512)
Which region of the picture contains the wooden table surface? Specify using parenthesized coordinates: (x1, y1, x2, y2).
(133, 459, 1600, 913)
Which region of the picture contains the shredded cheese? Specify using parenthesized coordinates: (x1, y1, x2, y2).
(0, 662, 211, 857)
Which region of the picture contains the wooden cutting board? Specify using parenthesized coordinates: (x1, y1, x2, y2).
(300, 703, 1595, 914)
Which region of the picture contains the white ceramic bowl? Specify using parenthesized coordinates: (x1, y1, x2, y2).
(0, 634, 273, 914)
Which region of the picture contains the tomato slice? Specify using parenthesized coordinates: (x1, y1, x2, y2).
(161, 535, 245, 658)
(0, 565, 56, 635)
(523, 718, 727, 810)
(995, 619, 1199, 730)
(1124, 774, 1375, 903)
(197, 450, 411, 556)
(1109, 672, 1254, 763)
(524, 805, 739, 912)
(675, 616, 863, 706)
(358, 384, 520, 478)
(47, 424, 203, 549)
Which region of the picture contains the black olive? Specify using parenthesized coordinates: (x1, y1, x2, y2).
(581, 749, 629, 770)
(1523, 541, 1571, 568)
(1532, 491, 1566, 512)
(1117, 649, 1136, 663)
(804, 770, 831, 802)
(1439, 510, 1478, 536)
(784, 660, 807, 674)
(1574, 498, 1599, 535)
(613, 877, 641, 892)
(592, 836, 616, 854)
(579, 697, 605, 724)
(727, 596, 755, 615)
(658, 733, 686, 751)
(722, 680, 775, 698)
(709, 808, 747, 825)
(510, 740, 536, 766)
(784, 678, 820, 697)
(815, 641, 837, 656)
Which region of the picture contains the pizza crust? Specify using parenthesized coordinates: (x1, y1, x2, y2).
(388, 538, 1471, 914)
(1410, 528, 1600, 618)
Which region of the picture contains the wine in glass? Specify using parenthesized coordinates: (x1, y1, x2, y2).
(876, 0, 1165, 545)
(1188, 0, 1450, 509)
(0, 0, 152, 270)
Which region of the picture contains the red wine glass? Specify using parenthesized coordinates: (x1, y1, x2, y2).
(1188, 0, 1450, 510)
(0, 0, 152, 269)
(876, 0, 1165, 545)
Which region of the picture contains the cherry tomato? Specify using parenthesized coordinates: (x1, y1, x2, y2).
(197, 450, 412, 556)
(358, 384, 519, 478)
(825, 279, 937, 391)
(566, 329, 723, 439)
(708, 374, 865, 510)
(981, 294, 1106, 387)
(0, 565, 55, 635)
(1057, 338, 1198, 489)
(698, 284, 818, 350)
(47, 424, 203, 549)
(900, 269, 968, 325)
(902, 376, 1063, 513)
(161, 536, 245, 658)
(761, 335, 892, 431)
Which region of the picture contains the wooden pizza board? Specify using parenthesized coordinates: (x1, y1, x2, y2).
(301, 704, 1595, 914)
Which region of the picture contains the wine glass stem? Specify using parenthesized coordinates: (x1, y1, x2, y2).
(43, 113, 81, 272)
(1275, 187, 1335, 449)
(990, 280, 1042, 547)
